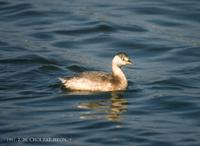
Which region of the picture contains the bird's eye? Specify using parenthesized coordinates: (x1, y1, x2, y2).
(122, 57, 126, 61)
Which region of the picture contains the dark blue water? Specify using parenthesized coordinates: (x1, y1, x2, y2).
(0, 0, 200, 145)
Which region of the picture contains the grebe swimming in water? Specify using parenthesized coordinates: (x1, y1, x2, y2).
(59, 52, 132, 92)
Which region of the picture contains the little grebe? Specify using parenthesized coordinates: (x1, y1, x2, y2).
(59, 52, 132, 91)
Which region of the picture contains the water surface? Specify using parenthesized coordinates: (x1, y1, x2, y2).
(0, 0, 200, 146)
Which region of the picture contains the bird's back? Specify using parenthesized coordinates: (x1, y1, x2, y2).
(60, 71, 119, 91)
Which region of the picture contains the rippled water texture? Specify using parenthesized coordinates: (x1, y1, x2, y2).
(0, 0, 200, 145)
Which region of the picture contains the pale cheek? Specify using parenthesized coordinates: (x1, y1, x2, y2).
(120, 61, 126, 66)
(120, 60, 125, 66)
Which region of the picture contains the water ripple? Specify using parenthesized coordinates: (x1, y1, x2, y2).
(1, 0, 200, 146)
(0, 3, 33, 15)
(53, 23, 116, 36)
(0, 54, 57, 65)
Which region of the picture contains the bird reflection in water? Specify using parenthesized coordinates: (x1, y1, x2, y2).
(78, 93, 128, 121)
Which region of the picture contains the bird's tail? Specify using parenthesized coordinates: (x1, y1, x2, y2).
(58, 77, 66, 84)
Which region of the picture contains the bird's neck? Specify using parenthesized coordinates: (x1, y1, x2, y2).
(112, 63, 127, 88)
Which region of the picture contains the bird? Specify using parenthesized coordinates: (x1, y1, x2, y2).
(59, 52, 132, 92)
